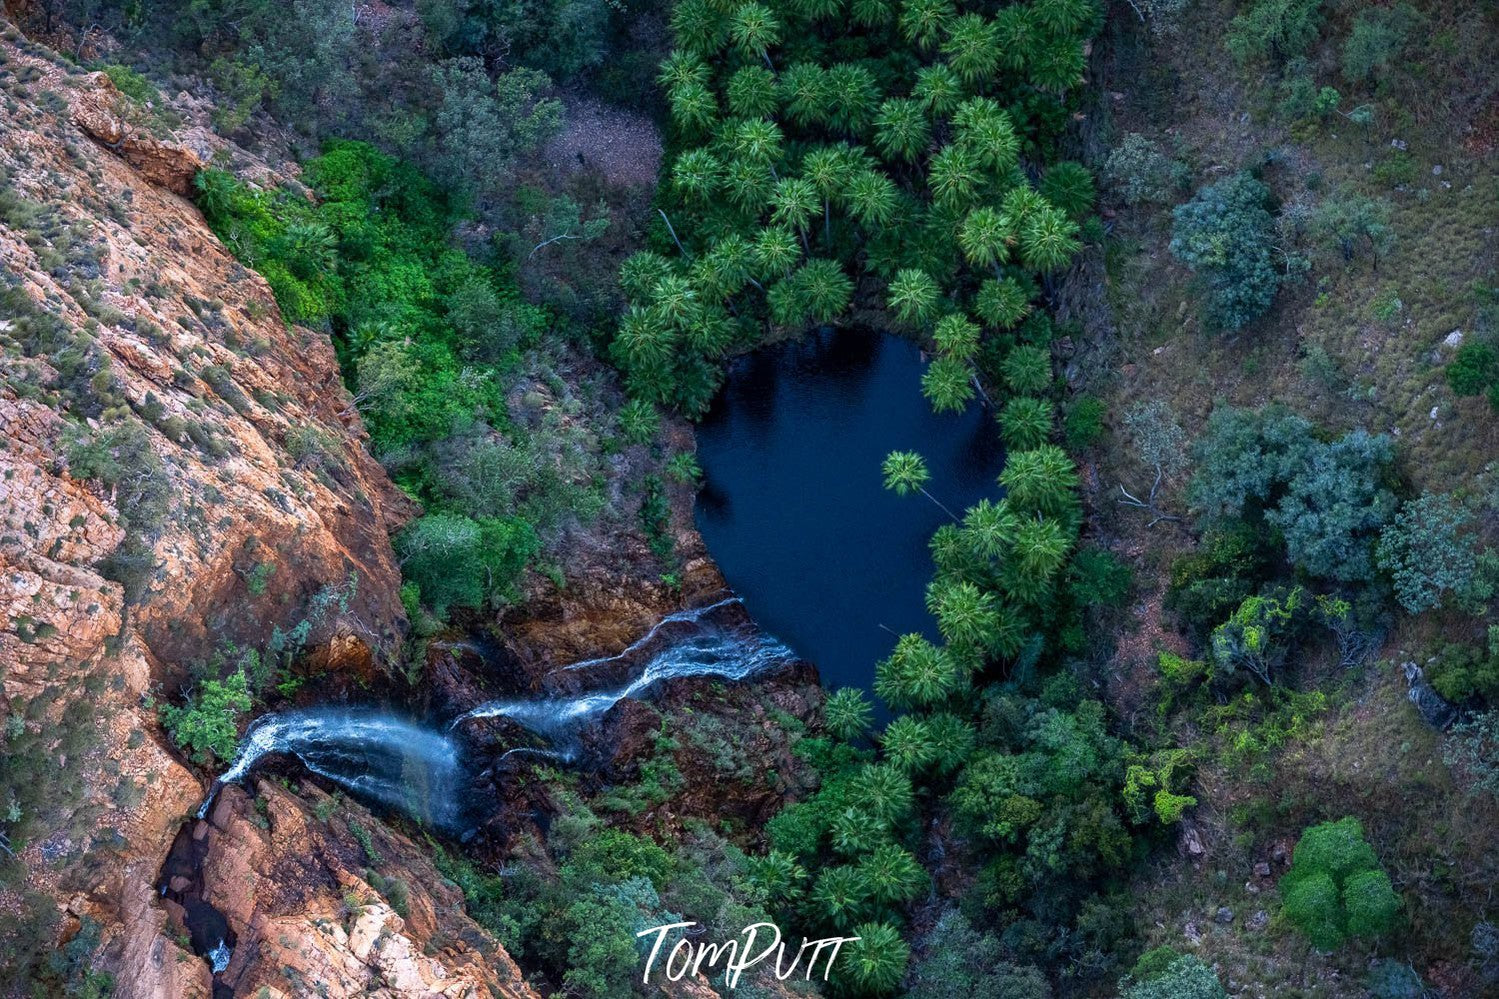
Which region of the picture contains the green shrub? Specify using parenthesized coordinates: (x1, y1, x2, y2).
(1169, 173, 1282, 330)
(1341, 4, 1419, 82)
(1376, 493, 1481, 614)
(1103, 133, 1187, 206)
(1279, 816, 1400, 950)
(1063, 395, 1105, 450)
(843, 921, 910, 994)
(1121, 951, 1227, 999)
(1225, 0, 1322, 65)
(395, 512, 539, 616)
(159, 668, 252, 766)
(1447, 342, 1499, 398)
(1444, 710, 1499, 797)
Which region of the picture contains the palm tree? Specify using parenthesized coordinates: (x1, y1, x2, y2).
(831, 807, 889, 856)
(847, 169, 899, 228)
(670, 0, 728, 56)
(913, 63, 964, 116)
(884, 716, 937, 771)
(697, 232, 761, 295)
(932, 313, 980, 359)
(1011, 515, 1072, 583)
(1040, 160, 1096, 218)
(881, 449, 957, 519)
(801, 145, 854, 243)
(998, 396, 1054, 449)
(827, 63, 880, 135)
(791, 0, 844, 23)
(928, 143, 983, 209)
(771, 177, 819, 252)
(851, 763, 915, 825)
(899, 0, 955, 50)
(927, 578, 1000, 652)
(859, 843, 929, 904)
(1001, 343, 1052, 394)
(873, 98, 931, 162)
(781, 63, 833, 128)
(752, 225, 801, 278)
(1020, 204, 1082, 271)
(1001, 184, 1049, 227)
(768, 277, 809, 327)
(876, 633, 961, 708)
(921, 356, 974, 413)
(885, 268, 941, 327)
(975, 276, 1031, 328)
(999, 444, 1079, 517)
(955, 99, 1021, 174)
(924, 712, 976, 773)
(669, 78, 718, 134)
(611, 305, 678, 399)
(732, 117, 785, 167)
(1029, 35, 1087, 92)
(1034, 0, 1096, 35)
(941, 13, 1000, 84)
(796, 258, 854, 322)
(726, 65, 779, 118)
(657, 50, 710, 90)
(650, 273, 700, 329)
(825, 687, 875, 741)
(745, 850, 807, 905)
(619, 251, 676, 300)
(844, 922, 910, 995)
(810, 865, 872, 929)
(961, 497, 1017, 559)
(672, 148, 724, 203)
(957, 206, 1013, 271)
(724, 157, 774, 213)
(850, 0, 895, 28)
(730, 2, 781, 70)
(991, 4, 1038, 71)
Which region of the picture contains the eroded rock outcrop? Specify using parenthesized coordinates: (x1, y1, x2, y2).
(160, 782, 540, 999)
(0, 22, 441, 996)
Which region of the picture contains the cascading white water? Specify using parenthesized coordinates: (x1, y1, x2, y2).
(449, 609, 794, 744)
(205, 710, 462, 827)
(205, 599, 794, 822)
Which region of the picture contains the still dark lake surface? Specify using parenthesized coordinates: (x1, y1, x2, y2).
(694, 328, 1005, 691)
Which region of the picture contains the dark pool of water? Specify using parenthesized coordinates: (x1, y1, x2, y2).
(694, 328, 1005, 692)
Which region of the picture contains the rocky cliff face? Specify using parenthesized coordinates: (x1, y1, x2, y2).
(0, 22, 540, 996)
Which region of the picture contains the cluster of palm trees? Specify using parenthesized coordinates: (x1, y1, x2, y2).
(610, 0, 1101, 415)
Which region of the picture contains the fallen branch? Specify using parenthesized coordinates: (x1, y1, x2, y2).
(1117, 464, 1181, 528)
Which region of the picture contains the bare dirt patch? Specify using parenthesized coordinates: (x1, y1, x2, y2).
(544, 96, 662, 191)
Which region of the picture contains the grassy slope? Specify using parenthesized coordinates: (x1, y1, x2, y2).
(1078, 0, 1499, 993)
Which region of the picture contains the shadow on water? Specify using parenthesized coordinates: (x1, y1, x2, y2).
(695, 327, 1005, 693)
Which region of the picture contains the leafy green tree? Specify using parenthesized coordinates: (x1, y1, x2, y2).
(782, 63, 834, 127)
(1280, 816, 1401, 950)
(900, 0, 955, 48)
(928, 144, 984, 209)
(1447, 343, 1499, 398)
(1377, 493, 1481, 614)
(1121, 952, 1227, 999)
(883, 716, 938, 772)
(933, 314, 981, 359)
(848, 170, 900, 227)
(958, 207, 1014, 270)
(844, 921, 910, 994)
(859, 843, 929, 904)
(617, 399, 661, 445)
(914, 63, 964, 116)
(852, 764, 915, 825)
(1104, 133, 1187, 206)
(1341, 4, 1419, 81)
(1225, 0, 1323, 65)
(976, 277, 1032, 328)
(1169, 172, 1281, 329)
(908, 911, 1051, 999)
(397, 512, 539, 616)
(1210, 585, 1307, 684)
(159, 668, 252, 766)
(745, 850, 808, 905)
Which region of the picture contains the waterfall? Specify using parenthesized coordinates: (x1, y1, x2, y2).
(204, 599, 794, 823)
(450, 610, 794, 744)
(205, 710, 463, 827)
